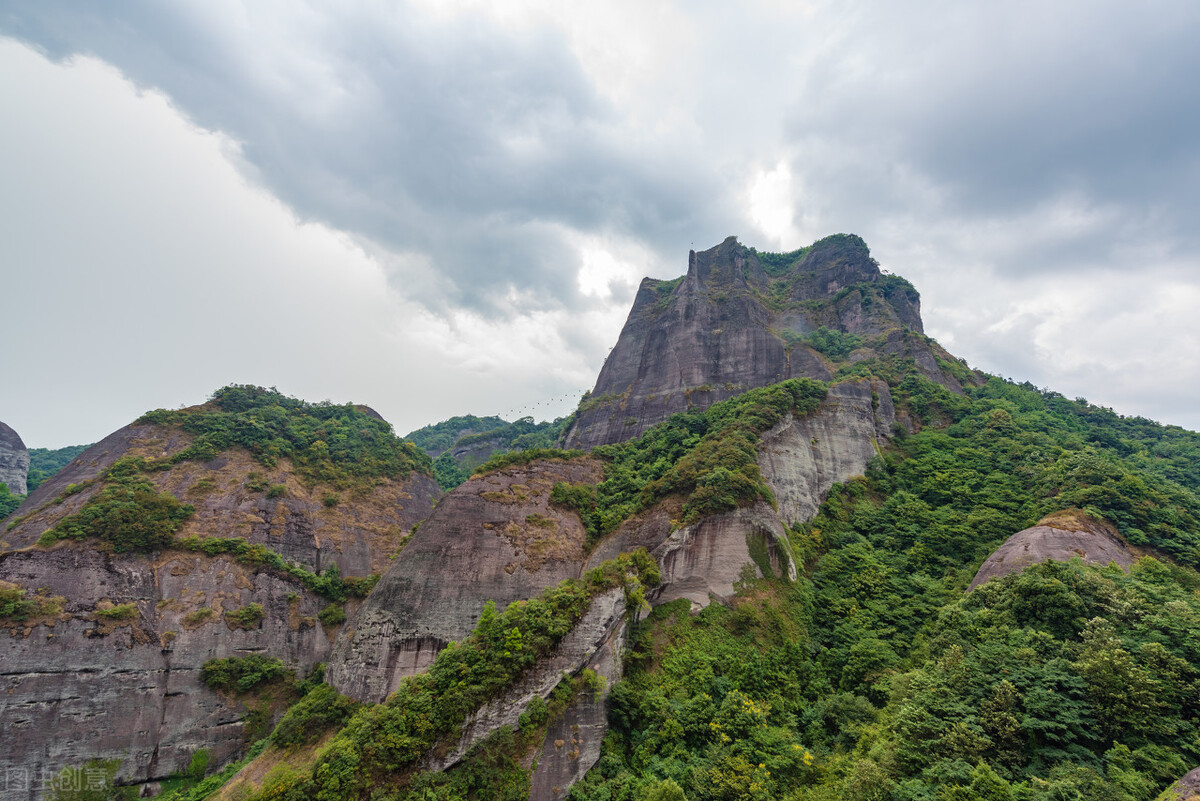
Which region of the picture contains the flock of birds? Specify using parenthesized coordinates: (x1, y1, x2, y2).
(497, 388, 592, 422)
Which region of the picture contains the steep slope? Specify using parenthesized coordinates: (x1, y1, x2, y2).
(189, 236, 1200, 801)
(329, 455, 604, 701)
(0, 386, 441, 796)
(563, 234, 963, 449)
(0, 420, 30, 496)
(320, 376, 897, 799)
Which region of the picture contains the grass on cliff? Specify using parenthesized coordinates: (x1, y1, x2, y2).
(203, 550, 659, 801)
(569, 375, 1200, 801)
(37, 456, 195, 552)
(549, 378, 829, 539)
(139, 384, 433, 489)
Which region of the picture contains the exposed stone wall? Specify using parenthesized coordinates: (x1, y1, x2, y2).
(0, 420, 30, 497)
(0, 545, 334, 799)
(329, 458, 603, 703)
(563, 237, 936, 450)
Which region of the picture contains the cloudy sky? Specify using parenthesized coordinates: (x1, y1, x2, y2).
(2, 1, 1198, 448)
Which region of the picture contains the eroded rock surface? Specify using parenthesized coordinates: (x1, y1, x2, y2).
(0, 420, 30, 497)
(1164, 766, 1200, 800)
(969, 511, 1136, 590)
(329, 458, 604, 702)
(421, 588, 626, 775)
(0, 414, 440, 797)
(2, 422, 440, 576)
(0, 544, 334, 799)
(759, 378, 894, 526)
(563, 235, 946, 449)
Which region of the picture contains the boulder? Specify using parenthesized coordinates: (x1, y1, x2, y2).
(969, 511, 1136, 590)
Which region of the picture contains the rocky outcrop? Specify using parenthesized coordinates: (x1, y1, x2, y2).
(563, 235, 946, 449)
(1163, 766, 1200, 800)
(0, 411, 441, 797)
(332, 373, 897, 711)
(0, 420, 30, 497)
(759, 378, 893, 526)
(968, 511, 1137, 590)
(421, 588, 626, 774)
(329, 457, 604, 703)
(2, 422, 441, 576)
(0, 544, 334, 798)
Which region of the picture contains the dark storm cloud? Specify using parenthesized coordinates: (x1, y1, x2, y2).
(0, 2, 720, 313)
(782, 2, 1200, 273)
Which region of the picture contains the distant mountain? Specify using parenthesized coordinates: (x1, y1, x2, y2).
(406, 414, 569, 488)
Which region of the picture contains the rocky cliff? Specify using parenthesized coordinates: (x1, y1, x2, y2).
(563, 235, 959, 449)
(325, 371, 899, 798)
(0, 545, 334, 799)
(0, 420, 30, 497)
(0, 391, 441, 796)
(329, 456, 604, 702)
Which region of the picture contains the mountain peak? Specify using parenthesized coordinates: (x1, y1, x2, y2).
(564, 234, 957, 449)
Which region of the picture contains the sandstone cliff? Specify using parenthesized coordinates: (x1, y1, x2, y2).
(0, 544, 334, 799)
(327, 373, 898, 798)
(0, 420, 30, 497)
(328, 456, 604, 702)
(563, 235, 959, 449)
(0, 393, 441, 795)
(3, 421, 440, 576)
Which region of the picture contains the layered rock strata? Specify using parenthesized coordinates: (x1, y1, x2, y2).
(0, 415, 440, 796)
(0, 545, 334, 799)
(2, 422, 440, 576)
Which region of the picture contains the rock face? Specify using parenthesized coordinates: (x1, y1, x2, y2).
(331, 371, 897, 711)
(759, 378, 894, 526)
(0, 416, 441, 796)
(0, 544, 334, 799)
(1164, 766, 1200, 800)
(968, 511, 1136, 590)
(563, 235, 948, 449)
(0, 420, 30, 497)
(329, 457, 604, 702)
(421, 588, 626, 774)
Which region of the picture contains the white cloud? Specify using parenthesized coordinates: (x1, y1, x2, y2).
(0, 40, 621, 445)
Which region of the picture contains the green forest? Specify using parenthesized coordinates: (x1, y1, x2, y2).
(567, 374, 1200, 801)
(407, 414, 570, 489)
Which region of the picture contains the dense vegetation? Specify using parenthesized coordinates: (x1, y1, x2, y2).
(201, 655, 290, 693)
(216, 551, 659, 800)
(176, 535, 377, 600)
(564, 374, 1200, 801)
(408, 414, 571, 490)
(140, 384, 433, 488)
(550, 378, 828, 539)
(37, 456, 195, 552)
(27, 443, 92, 492)
(0, 483, 20, 518)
